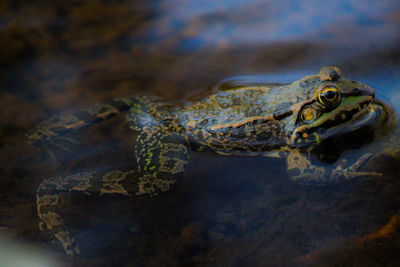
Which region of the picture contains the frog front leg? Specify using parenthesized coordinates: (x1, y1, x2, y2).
(286, 149, 382, 185)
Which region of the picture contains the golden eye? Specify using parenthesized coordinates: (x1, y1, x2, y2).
(317, 85, 341, 108)
(301, 107, 317, 122)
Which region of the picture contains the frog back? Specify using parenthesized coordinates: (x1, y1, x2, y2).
(177, 79, 317, 151)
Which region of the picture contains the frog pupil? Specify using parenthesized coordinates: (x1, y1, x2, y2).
(324, 90, 336, 100)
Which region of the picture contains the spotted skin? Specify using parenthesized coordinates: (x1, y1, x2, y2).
(27, 66, 394, 257)
(31, 95, 190, 257)
(36, 170, 140, 257)
(134, 127, 190, 196)
(27, 97, 141, 157)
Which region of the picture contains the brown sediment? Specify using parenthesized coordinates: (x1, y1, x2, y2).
(358, 212, 400, 244)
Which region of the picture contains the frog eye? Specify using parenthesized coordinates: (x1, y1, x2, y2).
(317, 85, 341, 108)
(301, 107, 317, 122)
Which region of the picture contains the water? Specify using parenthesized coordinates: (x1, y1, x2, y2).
(1, 0, 400, 266)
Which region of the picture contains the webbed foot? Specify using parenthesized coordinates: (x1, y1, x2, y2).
(287, 150, 381, 185)
(27, 116, 82, 159)
(27, 97, 142, 159)
(333, 153, 382, 181)
(36, 169, 139, 257)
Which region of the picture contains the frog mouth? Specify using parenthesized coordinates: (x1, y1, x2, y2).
(291, 96, 386, 146)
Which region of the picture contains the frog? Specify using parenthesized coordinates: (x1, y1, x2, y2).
(27, 66, 395, 257)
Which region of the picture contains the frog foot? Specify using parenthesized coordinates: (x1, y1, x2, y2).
(333, 153, 382, 181)
(287, 150, 381, 185)
(36, 170, 140, 257)
(38, 221, 79, 258)
(27, 123, 80, 160)
(37, 178, 81, 258)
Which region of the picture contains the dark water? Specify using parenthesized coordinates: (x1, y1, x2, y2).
(1, 1, 400, 266)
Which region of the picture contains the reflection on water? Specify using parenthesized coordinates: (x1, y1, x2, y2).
(1, 0, 400, 266)
(153, 0, 399, 49)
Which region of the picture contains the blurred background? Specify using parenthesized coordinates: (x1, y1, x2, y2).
(1, 0, 400, 266)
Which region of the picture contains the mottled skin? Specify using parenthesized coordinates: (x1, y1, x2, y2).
(27, 66, 393, 257)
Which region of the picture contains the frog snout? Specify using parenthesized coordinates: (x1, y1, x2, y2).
(353, 84, 375, 98)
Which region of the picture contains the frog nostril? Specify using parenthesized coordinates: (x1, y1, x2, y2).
(351, 88, 361, 95)
(329, 70, 340, 81)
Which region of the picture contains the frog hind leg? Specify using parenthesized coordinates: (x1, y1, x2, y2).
(36, 128, 191, 257)
(134, 128, 190, 196)
(27, 96, 166, 159)
(126, 95, 191, 196)
(36, 169, 139, 257)
(286, 150, 382, 185)
(37, 134, 190, 257)
(126, 95, 174, 132)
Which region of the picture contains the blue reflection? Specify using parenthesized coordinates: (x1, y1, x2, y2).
(147, 0, 399, 51)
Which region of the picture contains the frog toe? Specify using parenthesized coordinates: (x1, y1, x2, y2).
(339, 153, 383, 180)
(286, 150, 382, 185)
(345, 153, 374, 172)
(343, 170, 382, 180)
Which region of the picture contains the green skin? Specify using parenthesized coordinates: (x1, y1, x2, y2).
(27, 66, 393, 257)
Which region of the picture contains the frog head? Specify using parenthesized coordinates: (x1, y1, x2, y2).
(288, 66, 385, 146)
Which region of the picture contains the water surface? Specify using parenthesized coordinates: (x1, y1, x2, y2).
(1, 0, 400, 266)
